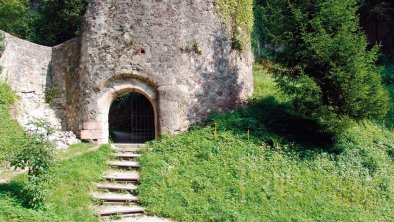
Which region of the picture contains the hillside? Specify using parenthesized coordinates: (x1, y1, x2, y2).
(138, 64, 394, 221)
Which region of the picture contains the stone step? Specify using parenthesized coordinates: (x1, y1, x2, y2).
(96, 182, 138, 191)
(103, 171, 139, 182)
(114, 152, 142, 159)
(95, 205, 145, 217)
(113, 147, 142, 153)
(108, 160, 140, 168)
(112, 144, 145, 149)
(92, 192, 139, 202)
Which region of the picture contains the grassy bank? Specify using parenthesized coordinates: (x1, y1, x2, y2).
(0, 144, 111, 222)
(138, 64, 394, 221)
(0, 83, 28, 168)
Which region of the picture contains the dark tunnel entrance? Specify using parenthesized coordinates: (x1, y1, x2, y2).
(109, 92, 155, 143)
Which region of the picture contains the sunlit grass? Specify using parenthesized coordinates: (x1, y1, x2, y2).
(138, 64, 394, 221)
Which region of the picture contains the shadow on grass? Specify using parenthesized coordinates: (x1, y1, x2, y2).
(211, 96, 337, 154)
(0, 178, 28, 208)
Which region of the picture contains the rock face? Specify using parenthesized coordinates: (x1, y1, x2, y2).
(1, 0, 254, 144)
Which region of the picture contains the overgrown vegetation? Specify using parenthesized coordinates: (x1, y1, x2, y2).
(10, 136, 54, 209)
(214, 0, 254, 51)
(0, 31, 4, 73)
(45, 86, 61, 103)
(258, 0, 390, 134)
(0, 82, 55, 208)
(0, 144, 111, 221)
(0, 31, 5, 55)
(0, 0, 88, 46)
(139, 64, 394, 221)
(0, 83, 27, 168)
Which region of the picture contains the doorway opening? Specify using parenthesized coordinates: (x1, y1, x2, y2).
(109, 92, 155, 143)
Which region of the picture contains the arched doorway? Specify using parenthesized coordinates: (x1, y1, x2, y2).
(109, 92, 155, 143)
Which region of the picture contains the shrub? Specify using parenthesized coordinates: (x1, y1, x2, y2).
(45, 86, 61, 103)
(260, 0, 390, 133)
(10, 119, 55, 209)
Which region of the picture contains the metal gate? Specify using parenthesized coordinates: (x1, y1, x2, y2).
(109, 92, 155, 143)
(129, 93, 155, 143)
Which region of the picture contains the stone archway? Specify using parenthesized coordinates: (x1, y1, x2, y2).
(109, 92, 155, 143)
(81, 79, 158, 144)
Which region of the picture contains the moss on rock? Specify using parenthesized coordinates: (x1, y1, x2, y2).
(214, 0, 254, 50)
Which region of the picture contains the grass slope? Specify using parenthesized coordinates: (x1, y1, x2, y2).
(0, 83, 28, 168)
(0, 144, 112, 222)
(139, 64, 394, 221)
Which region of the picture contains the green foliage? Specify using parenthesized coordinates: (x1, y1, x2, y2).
(260, 0, 390, 133)
(45, 86, 61, 103)
(27, 0, 88, 46)
(252, 2, 270, 59)
(214, 0, 254, 51)
(380, 57, 394, 84)
(0, 144, 111, 221)
(10, 119, 55, 208)
(138, 66, 394, 221)
(182, 40, 202, 55)
(0, 31, 5, 55)
(0, 31, 5, 74)
(0, 0, 88, 46)
(0, 0, 29, 37)
(0, 83, 29, 168)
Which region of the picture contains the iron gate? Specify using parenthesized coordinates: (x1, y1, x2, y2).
(109, 92, 155, 143)
(129, 93, 155, 143)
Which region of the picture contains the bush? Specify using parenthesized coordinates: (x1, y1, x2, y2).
(10, 131, 54, 209)
(260, 0, 390, 133)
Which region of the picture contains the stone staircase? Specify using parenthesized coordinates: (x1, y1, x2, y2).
(92, 144, 146, 220)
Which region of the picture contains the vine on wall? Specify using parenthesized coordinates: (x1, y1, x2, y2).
(214, 0, 254, 51)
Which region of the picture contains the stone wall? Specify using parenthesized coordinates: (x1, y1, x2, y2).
(78, 0, 254, 143)
(51, 37, 82, 134)
(0, 0, 254, 145)
(0, 33, 80, 148)
(0, 33, 58, 129)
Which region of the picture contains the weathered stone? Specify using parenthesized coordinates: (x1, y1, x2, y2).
(0, 33, 80, 148)
(0, 0, 254, 145)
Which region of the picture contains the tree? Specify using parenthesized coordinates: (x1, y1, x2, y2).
(359, 0, 394, 57)
(0, 0, 29, 37)
(28, 0, 88, 45)
(260, 0, 390, 132)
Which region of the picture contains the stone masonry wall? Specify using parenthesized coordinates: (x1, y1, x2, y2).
(0, 33, 80, 148)
(0, 33, 58, 129)
(0, 0, 254, 144)
(78, 0, 254, 142)
(51, 38, 82, 134)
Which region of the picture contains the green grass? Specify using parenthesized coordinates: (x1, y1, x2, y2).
(57, 143, 97, 161)
(0, 144, 112, 222)
(138, 64, 394, 221)
(0, 83, 29, 168)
